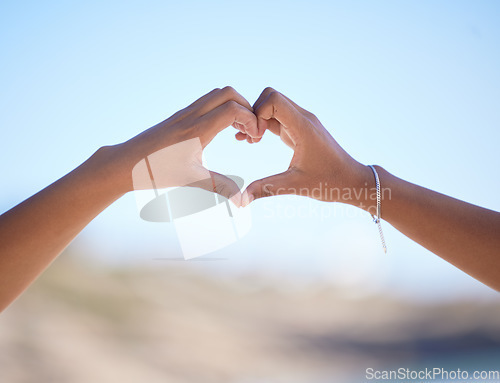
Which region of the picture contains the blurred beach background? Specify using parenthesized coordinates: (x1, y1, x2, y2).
(1, 251, 500, 383)
(1, 1, 500, 382)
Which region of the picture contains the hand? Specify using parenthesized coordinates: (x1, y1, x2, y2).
(243, 87, 372, 207)
(109, 87, 260, 205)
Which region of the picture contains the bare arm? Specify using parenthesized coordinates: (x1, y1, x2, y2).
(0, 87, 259, 311)
(0, 148, 126, 311)
(374, 167, 500, 290)
(244, 87, 500, 291)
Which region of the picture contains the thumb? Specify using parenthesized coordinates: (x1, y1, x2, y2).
(209, 170, 243, 208)
(185, 168, 243, 208)
(242, 170, 298, 207)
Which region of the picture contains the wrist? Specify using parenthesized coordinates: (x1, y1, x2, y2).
(340, 162, 379, 215)
(85, 144, 135, 195)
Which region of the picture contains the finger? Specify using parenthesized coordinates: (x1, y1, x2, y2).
(165, 88, 222, 124)
(254, 87, 313, 117)
(242, 170, 299, 206)
(256, 115, 282, 136)
(253, 86, 276, 111)
(235, 131, 247, 141)
(145, 88, 233, 129)
(186, 87, 221, 110)
(254, 91, 305, 143)
(235, 132, 261, 143)
(196, 86, 253, 117)
(232, 121, 263, 140)
(185, 169, 242, 207)
(252, 87, 285, 138)
(232, 121, 246, 133)
(199, 100, 258, 143)
(209, 170, 243, 207)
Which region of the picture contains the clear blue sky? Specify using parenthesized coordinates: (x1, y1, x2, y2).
(1, 0, 499, 300)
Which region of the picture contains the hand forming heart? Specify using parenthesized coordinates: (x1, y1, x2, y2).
(239, 87, 370, 208)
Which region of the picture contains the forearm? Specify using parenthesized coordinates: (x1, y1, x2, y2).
(0, 87, 259, 312)
(0, 146, 129, 311)
(360, 166, 500, 290)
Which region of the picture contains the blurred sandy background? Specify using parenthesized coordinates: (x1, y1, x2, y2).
(1, 246, 499, 383)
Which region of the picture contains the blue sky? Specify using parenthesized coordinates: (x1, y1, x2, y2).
(1, 0, 499, 300)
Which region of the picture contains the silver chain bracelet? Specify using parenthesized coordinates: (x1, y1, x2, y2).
(368, 165, 387, 253)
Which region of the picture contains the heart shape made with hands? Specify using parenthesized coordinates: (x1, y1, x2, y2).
(233, 87, 352, 208)
(128, 86, 370, 260)
(131, 86, 354, 215)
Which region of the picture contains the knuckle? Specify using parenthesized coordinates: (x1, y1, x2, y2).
(224, 99, 240, 112)
(263, 86, 276, 94)
(267, 91, 282, 104)
(221, 85, 236, 97)
(307, 111, 318, 121)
